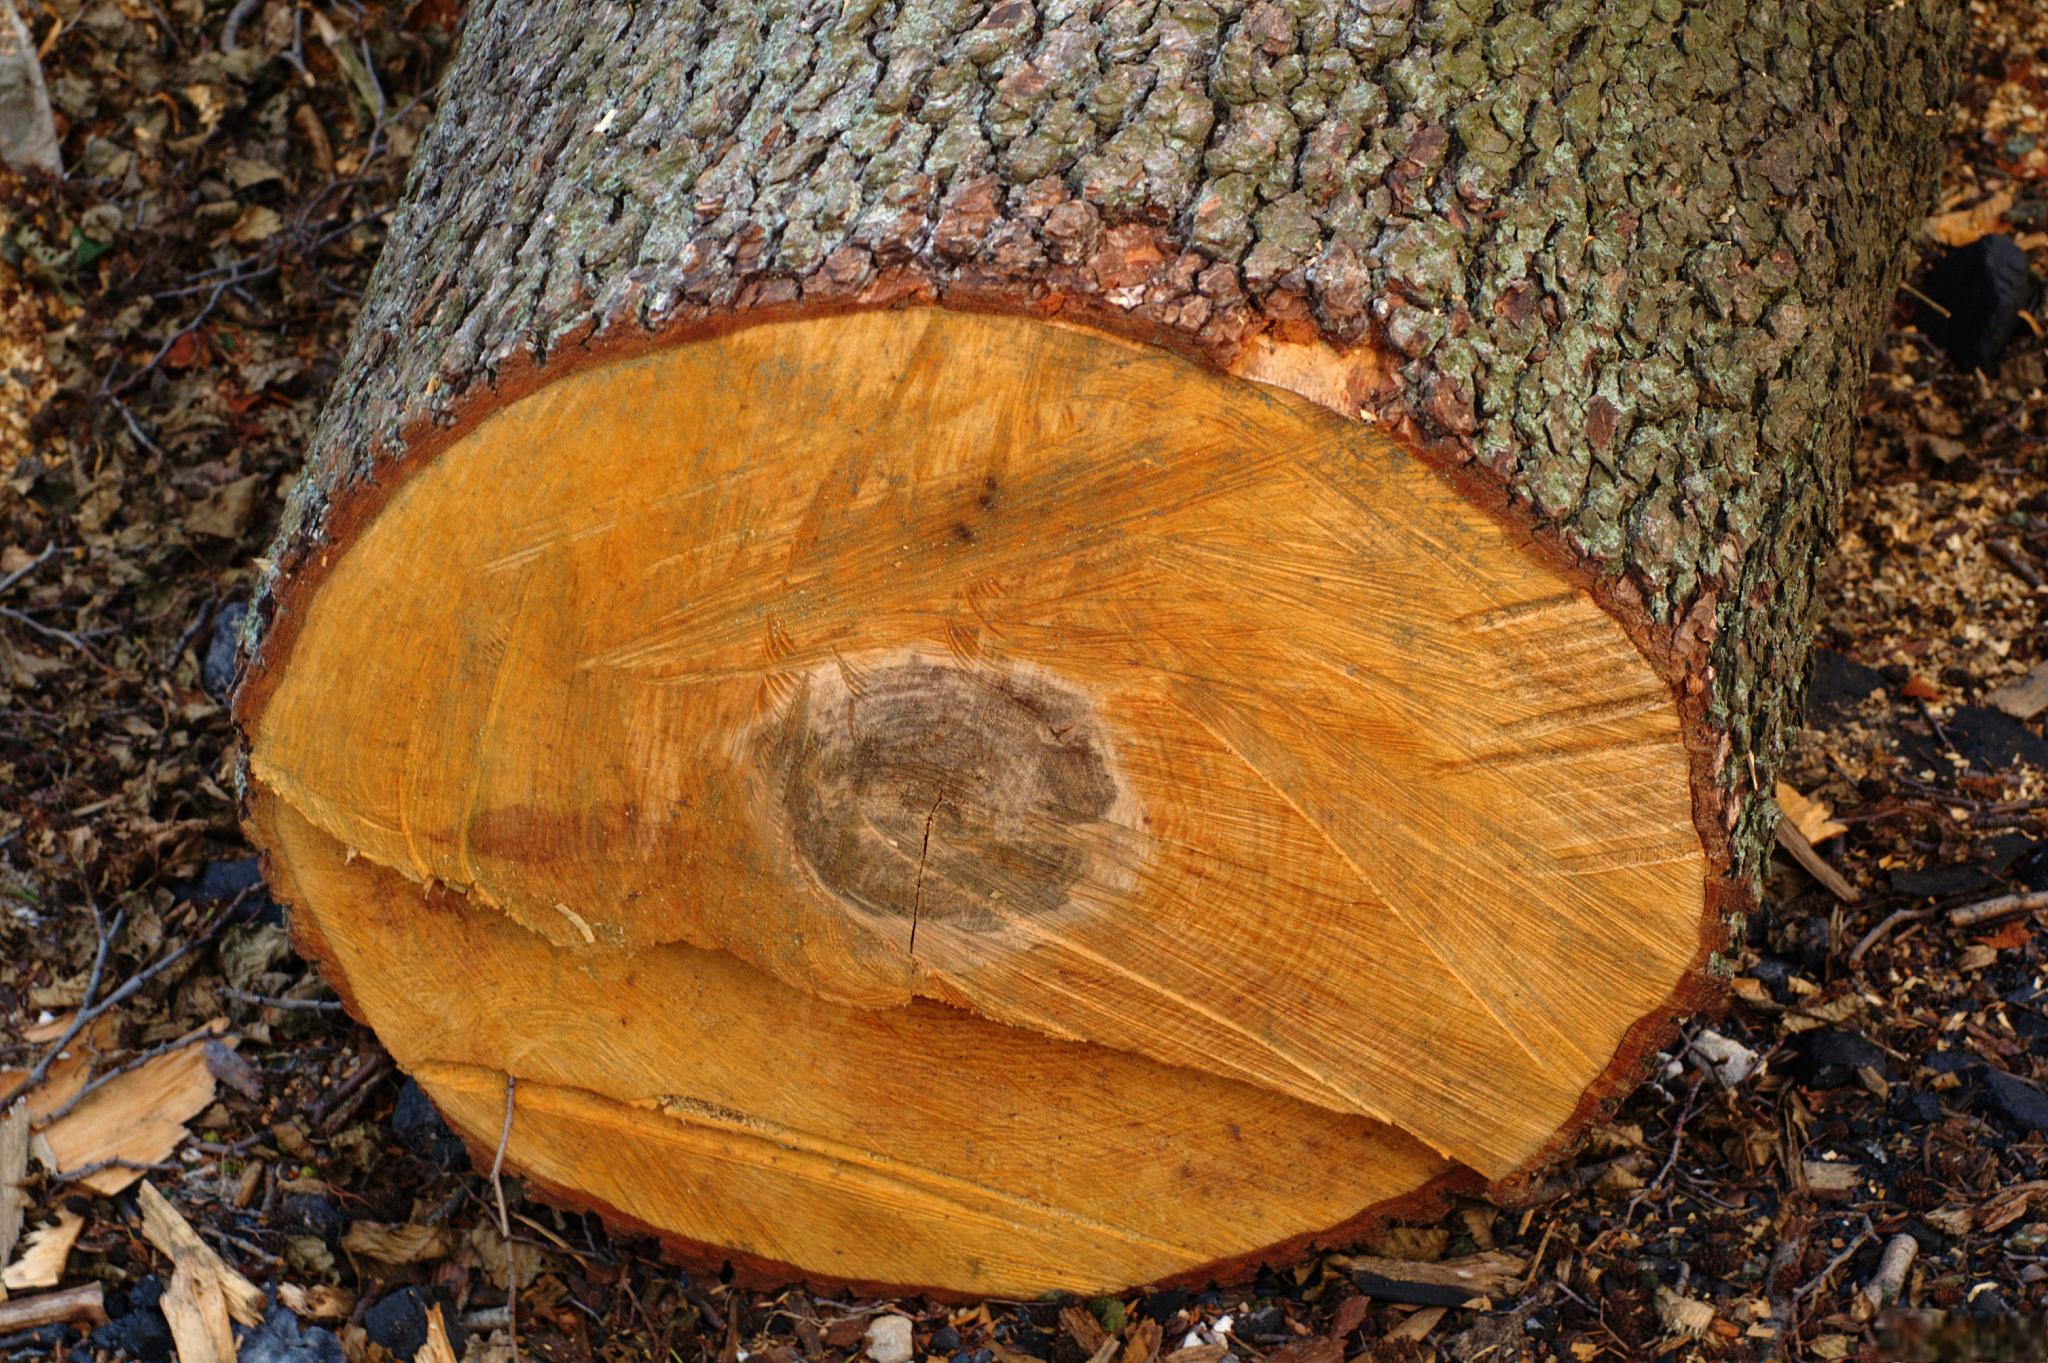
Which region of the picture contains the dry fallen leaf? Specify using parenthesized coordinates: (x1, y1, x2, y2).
(342, 1220, 455, 1265)
(1776, 781, 1847, 844)
(1927, 189, 2013, 247)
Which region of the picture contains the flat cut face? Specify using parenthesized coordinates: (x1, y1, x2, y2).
(248, 307, 1708, 1288)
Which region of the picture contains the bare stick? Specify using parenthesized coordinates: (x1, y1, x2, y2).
(491, 1074, 521, 1363)
(1848, 907, 1932, 971)
(1950, 890, 2048, 928)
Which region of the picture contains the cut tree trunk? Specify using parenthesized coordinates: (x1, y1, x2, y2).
(237, 0, 1962, 1297)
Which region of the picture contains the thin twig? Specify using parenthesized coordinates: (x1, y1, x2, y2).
(50, 1156, 177, 1187)
(0, 605, 110, 668)
(1792, 1216, 1877, 1302)
(491, 1074, 521, 1363)
(1951, 889, 2048, 928)
(1900, 281, 1953, 319)
(1848, 906, 1932, 970)
(224, 987, 346, 1012)
(220, 0, 265, 50)
(0, 893, 123, 1112)
(0, 545, 55, 598)
(0, 891, 249, 1112)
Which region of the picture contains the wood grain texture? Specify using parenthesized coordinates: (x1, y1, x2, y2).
(248, 309, 1705, 1290)
(235, 0, 1964, 1298)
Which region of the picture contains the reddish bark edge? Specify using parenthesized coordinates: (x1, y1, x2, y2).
(238, 290, 1741, 1298)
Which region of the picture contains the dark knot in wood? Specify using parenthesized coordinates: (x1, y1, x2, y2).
(764, 656, 1121, 934)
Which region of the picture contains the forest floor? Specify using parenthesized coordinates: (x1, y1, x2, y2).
(3, 2, 2048, 1362)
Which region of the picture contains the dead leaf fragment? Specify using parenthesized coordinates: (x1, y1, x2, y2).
(1774, 781, 1846, 844)
(341, 1220, 455, 1265)
(1927, 189, 2013, 247)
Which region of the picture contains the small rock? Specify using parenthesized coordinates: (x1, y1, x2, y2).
(363, 1286, 460, 1361)
(2014, 842, 2048, 892)
(1687, 1028, 1761, 1086)
(202, 601, 249, 702)
(865, 1313, 916, 1363)
(392, 1078, 470, 1170)
(278, 1193, 348, 1247)
(1141, 1287, 1188, 1323)
(1785, 1030, 1886, 1090)
(1913, 234, 2033, 371)
(1979, 1069, 2048, 1136)
(239, 1305, 346, 1363)
(90, 1277, 173, 1362)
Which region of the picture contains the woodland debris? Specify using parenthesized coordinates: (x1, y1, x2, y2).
(1986, 660, 2048, 720)
(136, 1181, 266, 1329)
(1775, 818, 1862, 902)
(418, 1305, 461, 1363)
(864, 1313, 915, 1363)
(0, 1280, 108, 1333)
(1913, 234, 2033, 370)
(1851, 1234, 1919, 1327)
(1, 1207, 83, 1290)
(1775, 782, 1847, 844)
(1343, 1251, 1527, 1308)
(340, 1220, 454, 1266)
(0, 1100, 24, 1269)
(0, 0, 57, 174)
(27, 1022, 236, 1194)
(1951, 889, 2048, 927)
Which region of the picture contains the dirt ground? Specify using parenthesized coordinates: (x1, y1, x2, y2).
(3, 2, 2047, 1361)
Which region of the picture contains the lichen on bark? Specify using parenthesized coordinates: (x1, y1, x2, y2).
(244, 0, 1964, 901)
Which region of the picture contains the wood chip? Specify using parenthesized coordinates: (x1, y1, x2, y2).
(0, 1100, 26, 1269)
(1384, 1307, 1445, 1343)
(1, 1208, 84, 1291)
(35, 1024, 233, 1194)
(1775, 818, 1862, 903)
(276, 1281, 355, 1321)
(416, 1303, 461, 1363)
(136, 1181, 266, 1328)
(1348, 1250, 1528, 1307)
(1986, 660, 2048, 720)
(0, 1280, 107, 1333)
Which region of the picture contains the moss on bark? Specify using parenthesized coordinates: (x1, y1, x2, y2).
(243, 0, 1964, 902)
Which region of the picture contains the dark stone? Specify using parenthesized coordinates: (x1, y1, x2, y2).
(392, 1077, 470, 1170)
(928, 1326, 961, 1353)
(175, 858, 283, 926)
(202, 600, 250, 703)
(1889, 835, 2028, 899)
(1888, 1088, 1942, 1124)
(91, 1278, 173, 1362)
(1142, 1287, 1189, 1323)
(239, 1305, 346, 1363)
(1943, 707, 2048, 772)
(1978, 1069, 2048, 1136)
(2013, 842, 2048, 891)
(1806, 650, 1887, 724)
(1913, 234, 2034, 371)
(1, 1324, 67, 1355)
(1749, 954, 1798, 1004)
(1784, 1030, 1886, 1089)
(277, 1193, 347, 1246)
(1924, 1050, 1978, 1076)
(364, 1287, 463, 1360)
(1233, 1307, 1289, 1342)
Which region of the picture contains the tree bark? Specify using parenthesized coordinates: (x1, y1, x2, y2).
(238, 0, 1962, 1297)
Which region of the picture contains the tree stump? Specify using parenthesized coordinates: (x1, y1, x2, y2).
(238, 0, 1962, 1297)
